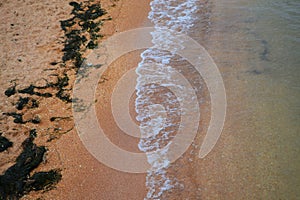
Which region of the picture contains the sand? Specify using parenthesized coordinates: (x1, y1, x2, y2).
(0, 0, 150, 199)
(0, 0, 275, 199)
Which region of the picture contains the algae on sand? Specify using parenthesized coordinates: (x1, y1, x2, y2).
(0, 132, 61, 199)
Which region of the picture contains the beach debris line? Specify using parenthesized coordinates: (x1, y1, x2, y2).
(2, 0, 111, 138)
(1, 1, 111, 199)
(60, 1, 110, 70)
(3, 1, 111, 107)
(0, 130, 62, 199)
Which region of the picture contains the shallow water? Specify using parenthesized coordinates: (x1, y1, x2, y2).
(137, 0, 300, 199)
(201, 0, 300, 199)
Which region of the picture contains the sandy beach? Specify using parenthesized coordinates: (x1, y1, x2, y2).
(1, 0, 299, 199)
(0, 0, 150, 199)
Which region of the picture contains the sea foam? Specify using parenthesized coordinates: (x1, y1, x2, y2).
(135, 0, 201, 199)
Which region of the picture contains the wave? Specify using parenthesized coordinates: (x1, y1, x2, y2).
(135, 0, 201, 199)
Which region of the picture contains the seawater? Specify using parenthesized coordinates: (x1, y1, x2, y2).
(202, 0, 300, 199)
(135, 0, 202, 199)
(135, 0, 300, 199)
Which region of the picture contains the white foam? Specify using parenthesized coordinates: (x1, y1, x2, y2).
(135, 0, 201, 199)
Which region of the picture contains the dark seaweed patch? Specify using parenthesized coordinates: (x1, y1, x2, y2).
(0, 134, 61, 199)
(87, 40, 97, 49)
(87, 4, 106, 20)
(49, 61, 58, 66)
(80, 21, 99, 31)
(55, 90, 72, 103)
(30, 99, 39, 108)
(18, 85, 53, 98)
(3, 112, 25, 124)
(60, 1, 107, 70)
(34, 92, 53, 98)
(51, 74, 72, 103)
(0, 135, 13, 152)
(3, 113, 40, 124)
(55, 73, 69, 88)
(30, 115, 41, 124)
(18, 85, 35, 95)
(16, 97, 30, 110)
(71, 3, 106, 21)
(69, 1, 83, 12)
(1, 1, 109, 198)
(50, 116, 71, 122)
(4, 85, 16, 97)
(60, 18, 76, 31)
(26, 170, 62, 191)
(29, 129, 37, 138)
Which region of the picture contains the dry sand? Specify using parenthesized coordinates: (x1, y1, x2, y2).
(1, 0, 151, 199)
